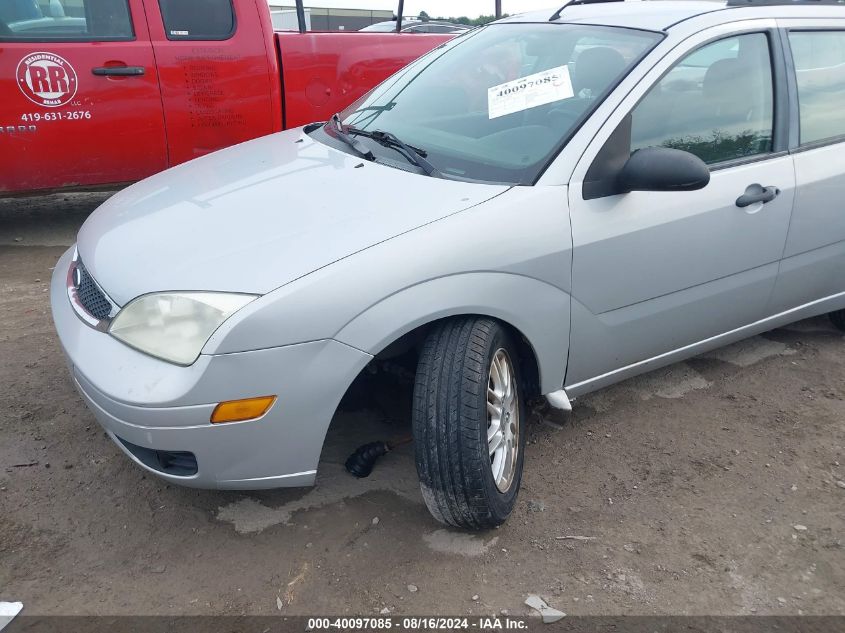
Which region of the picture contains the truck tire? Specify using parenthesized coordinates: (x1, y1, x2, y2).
(412, 317, 526, 529)
(831, 309, 845, 332)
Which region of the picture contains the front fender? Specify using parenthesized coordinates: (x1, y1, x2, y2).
(205, 185, 573, 394)
(335, 272, 571, 395)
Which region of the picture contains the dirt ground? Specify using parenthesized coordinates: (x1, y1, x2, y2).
(1, 193, 844, 617)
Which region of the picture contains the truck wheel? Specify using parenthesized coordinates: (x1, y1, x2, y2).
(831, 309, 845, 332)
(413, 318, 526, 529)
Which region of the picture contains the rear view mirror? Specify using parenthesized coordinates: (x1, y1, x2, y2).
(618, 147, 710, 194)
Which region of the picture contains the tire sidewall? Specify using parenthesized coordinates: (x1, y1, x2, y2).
(476, 327, 527, 520)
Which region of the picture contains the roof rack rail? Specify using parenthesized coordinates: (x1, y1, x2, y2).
(549, 0, 624, 22)
(726, 0, 844, 5)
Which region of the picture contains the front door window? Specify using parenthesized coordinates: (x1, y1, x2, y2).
(630, 33, 774, 164)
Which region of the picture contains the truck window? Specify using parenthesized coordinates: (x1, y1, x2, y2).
(158, 0, 234, 40)
(0, 0, 133, 41)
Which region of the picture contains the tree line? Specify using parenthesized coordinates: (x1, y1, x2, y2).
(417, 10, 507, 26)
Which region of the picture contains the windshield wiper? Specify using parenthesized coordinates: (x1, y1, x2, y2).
(330, 114, 441, 177)
(329, 114, 375, 161)
(345, 102, 397, 116)
(348, 127, 441, 177)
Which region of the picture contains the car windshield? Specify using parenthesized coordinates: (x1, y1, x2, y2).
(333, 23, 662, 184)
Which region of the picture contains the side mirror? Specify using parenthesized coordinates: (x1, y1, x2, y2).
(617, 147, 710, 194)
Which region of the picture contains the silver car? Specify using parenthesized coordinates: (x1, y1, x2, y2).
(52, 0, 845, 529)
(360, 19, 471, 33)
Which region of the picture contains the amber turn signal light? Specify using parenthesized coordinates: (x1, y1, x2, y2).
(210, 396, 276, 424)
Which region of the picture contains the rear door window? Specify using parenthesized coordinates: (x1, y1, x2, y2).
(157, 0, 234, 40)
(0, 0, 133, 41)
(788, 30, 845, 145)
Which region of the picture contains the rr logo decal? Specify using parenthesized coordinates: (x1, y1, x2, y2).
(16, 52, 78, 108)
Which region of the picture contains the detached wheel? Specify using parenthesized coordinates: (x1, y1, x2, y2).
(413, 318, 526, 529)
(831, 309, 845, 332)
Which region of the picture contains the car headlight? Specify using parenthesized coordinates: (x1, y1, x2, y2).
(109, 292, 257, 365)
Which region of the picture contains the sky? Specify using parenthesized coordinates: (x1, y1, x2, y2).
(295, 1, 557, 19)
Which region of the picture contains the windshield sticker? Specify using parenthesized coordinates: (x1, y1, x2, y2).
(488, 65, 574, 120)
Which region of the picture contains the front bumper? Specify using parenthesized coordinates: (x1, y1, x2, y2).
(51, 247, 372, 489)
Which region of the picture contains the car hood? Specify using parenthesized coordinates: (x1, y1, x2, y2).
(78, 128, 508, 306)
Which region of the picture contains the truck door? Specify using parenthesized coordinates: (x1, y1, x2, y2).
(143, 0, 278, 167)
(0, 0, 166, 194)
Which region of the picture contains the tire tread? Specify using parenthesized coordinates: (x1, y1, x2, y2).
(413, 317, 522, 529)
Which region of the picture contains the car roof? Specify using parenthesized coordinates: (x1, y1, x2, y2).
(404, 20, 469, 28)
(499, 1, 845, 32)
(427, 21, 471, 27)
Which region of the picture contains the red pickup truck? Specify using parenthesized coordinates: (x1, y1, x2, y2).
(0, 0, 451, 195)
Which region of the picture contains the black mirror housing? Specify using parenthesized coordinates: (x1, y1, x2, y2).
(583, 115, 711, 200)
(617, 147, 710, 194)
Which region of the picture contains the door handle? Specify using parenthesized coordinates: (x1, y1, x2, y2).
(736, 184, 780, 208)
(92, 66, 145, 77)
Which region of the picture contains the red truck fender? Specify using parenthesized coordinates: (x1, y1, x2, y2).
(276, 32, 451, 129)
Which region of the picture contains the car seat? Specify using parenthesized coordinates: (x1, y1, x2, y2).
(574, 46, 627, 99)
